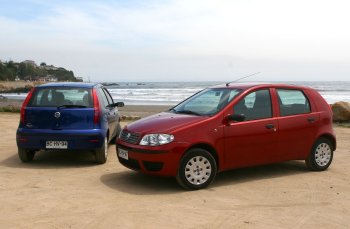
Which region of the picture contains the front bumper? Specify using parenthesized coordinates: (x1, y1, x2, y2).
(16, 128, 106, 150)
(116, 140, 189, 177)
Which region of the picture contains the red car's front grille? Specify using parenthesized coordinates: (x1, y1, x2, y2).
(120, 130, 141, 145)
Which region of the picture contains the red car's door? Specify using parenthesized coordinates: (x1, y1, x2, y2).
(275, 88, 319, 160)
(223, 89, 280, 170)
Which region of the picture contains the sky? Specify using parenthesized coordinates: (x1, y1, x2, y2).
(0, 0, 349, 82)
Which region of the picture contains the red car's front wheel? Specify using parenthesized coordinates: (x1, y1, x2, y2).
(176, 148, 217, 190)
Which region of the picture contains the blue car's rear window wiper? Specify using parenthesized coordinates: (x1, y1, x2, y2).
(57, 105, 87, 109)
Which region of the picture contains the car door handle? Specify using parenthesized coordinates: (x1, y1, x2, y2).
(307, 117, 316, 123)
(265, 124, 275, 129)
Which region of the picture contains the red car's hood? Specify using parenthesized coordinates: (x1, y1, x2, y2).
(126, 112, 207, 134)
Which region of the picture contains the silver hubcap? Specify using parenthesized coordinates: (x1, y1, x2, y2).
(185, 156, 212, 185)
(104, 138, 108, 158)
(315, 143, 331, 167)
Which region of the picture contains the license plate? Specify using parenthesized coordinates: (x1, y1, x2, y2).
(46, 141, 68, 149)
(118, 148, 128, 160)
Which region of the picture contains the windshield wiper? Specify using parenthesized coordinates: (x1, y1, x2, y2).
(57, 105, 87, 109)
(175, 110, 201, 116)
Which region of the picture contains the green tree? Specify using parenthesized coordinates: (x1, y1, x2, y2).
(6, 60, 15, 69)
(0, 62, 6, 80)
(0, 62, 16, 81)
(47, 69, 76, 81)
(1, 59, 77, 82)
(6, 68, 15, 81)
(18, 63, 36, 79)
(18, 63, 27, 79)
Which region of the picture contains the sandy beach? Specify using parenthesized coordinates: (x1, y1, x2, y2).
(1, 110, 350, 228)
(118, 105, 172, 119)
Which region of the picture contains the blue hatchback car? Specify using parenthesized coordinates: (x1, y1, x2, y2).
(16, 82, 124, 164)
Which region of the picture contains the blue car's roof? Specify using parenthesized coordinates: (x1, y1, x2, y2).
(36, 82, 99, 88)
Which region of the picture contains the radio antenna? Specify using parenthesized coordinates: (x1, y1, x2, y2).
(226, 72, 260, 86)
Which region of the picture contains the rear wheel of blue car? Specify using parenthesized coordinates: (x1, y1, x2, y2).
(18, 148, 35, 162)
(95, 137, 108, 164)
(176, 148, 217, 190)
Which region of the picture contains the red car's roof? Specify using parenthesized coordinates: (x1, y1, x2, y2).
(210, 83, 311, 90)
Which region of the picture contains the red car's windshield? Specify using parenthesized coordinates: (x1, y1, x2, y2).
(171, 88, 242, 116)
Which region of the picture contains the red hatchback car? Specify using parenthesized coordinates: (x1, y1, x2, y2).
(116, 83, 336, 190)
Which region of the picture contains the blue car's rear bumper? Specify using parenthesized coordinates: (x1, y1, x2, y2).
(16, 128, 106, 150)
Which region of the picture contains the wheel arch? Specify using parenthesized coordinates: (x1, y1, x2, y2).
(317, 133, 336, 151)
(186, 143, 220, 170)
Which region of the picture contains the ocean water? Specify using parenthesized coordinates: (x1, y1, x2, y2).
(106, 81, 350, 105)
(1, 81, 350, 105)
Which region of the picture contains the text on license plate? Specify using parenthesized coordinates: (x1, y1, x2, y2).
(118, 148, 128, 160)
(46, 141, 68, 149)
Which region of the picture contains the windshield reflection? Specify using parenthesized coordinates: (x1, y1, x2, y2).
(170, 88, 242, 116)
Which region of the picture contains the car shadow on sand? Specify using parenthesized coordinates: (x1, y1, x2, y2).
(100, 171, 182, 195)
(213, 160, 308, 187)
(100, 161, 309, 195)
(0, 150, 98, 169)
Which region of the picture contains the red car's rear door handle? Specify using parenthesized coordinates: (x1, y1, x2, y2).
(265, 124, 277, 132)
(265, 124, 275, 129)
(307, 117, 316, 123)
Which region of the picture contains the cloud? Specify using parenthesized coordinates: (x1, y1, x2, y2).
(0, 0, 350, 81)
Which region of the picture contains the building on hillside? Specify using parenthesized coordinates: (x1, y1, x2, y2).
(75, 77, 83, 82)
(22, 60, 37, 67)
(38, 75, 58, 82)
(24, 76, 33, 81)
(41, 65, 58, 70)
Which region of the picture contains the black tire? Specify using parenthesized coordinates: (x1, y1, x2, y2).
(176, 148, 217, 190)
(306, 137, 333, 171)
(95, 137, 108, 164)
(18, 148, 35, 162)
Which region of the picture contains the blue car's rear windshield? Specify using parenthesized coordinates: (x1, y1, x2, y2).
(28, 87, 93, 107)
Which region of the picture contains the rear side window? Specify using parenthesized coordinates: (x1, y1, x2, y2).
(277, 89, 311, 116)
(29, 88, 92, 107)
(102, 88, 114, 105)
(97, 88, 109, 107)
